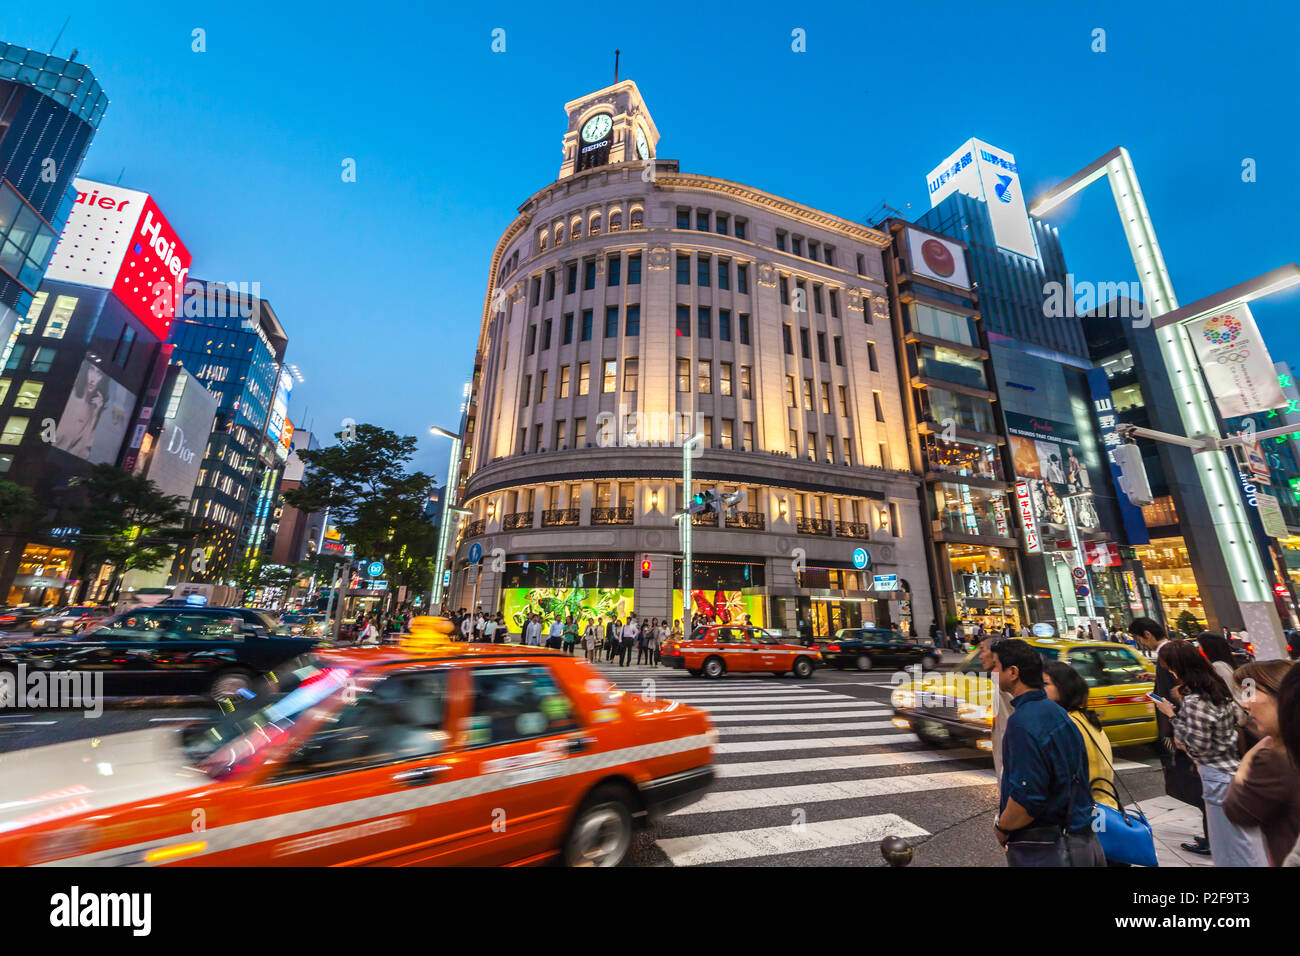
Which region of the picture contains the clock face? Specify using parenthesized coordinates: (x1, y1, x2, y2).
(581, 113, 613, 143)
(635, 127, 650, 160)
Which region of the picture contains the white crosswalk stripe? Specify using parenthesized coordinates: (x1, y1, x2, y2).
(717, 719, 897, 734)
(656, 814, 929, 866)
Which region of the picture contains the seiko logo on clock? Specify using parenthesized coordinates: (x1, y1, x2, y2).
(580, 139, 609, 155)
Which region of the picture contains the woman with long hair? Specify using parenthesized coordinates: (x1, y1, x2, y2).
(1043, 661, 1118, 812)
(1223, 660, 1299, 865)
(1155, 641, 1268, 866)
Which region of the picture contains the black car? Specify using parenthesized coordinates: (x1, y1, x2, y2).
(0, 606, 50, 630)
(0, 605, 318, 701)
(820, 627, 941, 671)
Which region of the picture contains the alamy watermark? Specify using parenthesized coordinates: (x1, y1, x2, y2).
(1042, 275, 1148, 327)
(0, 665, 103, 718)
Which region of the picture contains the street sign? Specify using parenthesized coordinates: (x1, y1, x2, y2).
(468, 542, 483, 564)
(1071, 566, 1087, 582)
(1076, 585, 1091, 598)
(852, 547, 870, 570)
(442, 570, 451, 586)
(367, 560, 384, 578)
(873, 574, 899, 592)
(373, 580, 388, 590)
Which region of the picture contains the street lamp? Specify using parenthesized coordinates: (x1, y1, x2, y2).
(1030, 147, 1294, 659)
(428, 425, 465, 611)
(673, 433, 704, 633)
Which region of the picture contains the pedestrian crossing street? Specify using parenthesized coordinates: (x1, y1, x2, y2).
(588, 662, 1153, 866)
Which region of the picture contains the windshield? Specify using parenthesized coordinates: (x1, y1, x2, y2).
(181, 659, 351, 777)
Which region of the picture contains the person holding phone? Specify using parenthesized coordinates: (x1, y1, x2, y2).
(1154, 640, 1268, 866)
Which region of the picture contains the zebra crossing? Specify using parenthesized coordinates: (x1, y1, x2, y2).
(589, 660, 997, 866)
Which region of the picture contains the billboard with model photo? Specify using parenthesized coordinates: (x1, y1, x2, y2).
(54, 358, 136, 464)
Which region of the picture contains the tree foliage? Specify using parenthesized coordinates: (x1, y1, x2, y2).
(0, 478, 39, 530)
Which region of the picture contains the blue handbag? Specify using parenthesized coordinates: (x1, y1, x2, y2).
(1083, 729, 1159, 867)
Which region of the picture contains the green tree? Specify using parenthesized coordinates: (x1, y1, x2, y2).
(71, 464, 193, 599)
(0, 478, 39, 529)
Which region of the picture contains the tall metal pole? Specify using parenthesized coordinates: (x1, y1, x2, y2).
(428, 431, 463, 611)
(681, 434, 702, 633)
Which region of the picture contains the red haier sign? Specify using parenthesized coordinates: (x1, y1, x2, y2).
(44, 179, 192, 341)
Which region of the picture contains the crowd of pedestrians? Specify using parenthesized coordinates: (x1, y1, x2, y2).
(445, 607, 682, 664)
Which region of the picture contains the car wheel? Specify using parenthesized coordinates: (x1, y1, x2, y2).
(563, 784, 634, 867)
(910, 720, 951, 747)
(792, 657, 814, 679)
(702, 657, 726, 679)
(856, 654, 873, 671)
(209, 670, 253, 702)
(920, 654, 938, 670)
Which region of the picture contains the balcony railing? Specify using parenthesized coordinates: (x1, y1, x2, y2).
(591, 506, 634, 525)
(836, 521, 870, 539)
(502, 511, 534, 530)
(465, 518, 486, 537)
(542, 508, 580, 527)
(725, 510, 766, 530)
(797, 517, 833, 536)
(691, 511, 717, 526)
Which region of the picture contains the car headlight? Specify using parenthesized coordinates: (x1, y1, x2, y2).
(34, 618, 48, 627)
(891, 688, 916, 709)
(957, 701, 995, 724)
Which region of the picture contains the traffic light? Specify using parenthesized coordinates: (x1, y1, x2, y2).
(641, 558, 652, 578)
(687, 489, 746, 517)
(689, 492, 712, 515)
(1112, 443, 1154, 507)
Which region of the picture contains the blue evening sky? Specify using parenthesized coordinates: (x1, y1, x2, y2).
(3, 2, 1297, 481)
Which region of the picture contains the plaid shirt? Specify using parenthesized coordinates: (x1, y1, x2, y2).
(1171, 693, 1240, 774)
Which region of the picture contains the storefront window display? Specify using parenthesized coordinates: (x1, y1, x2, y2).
(8, 544, 74, 605)
(502, 587, 633, 631)
(933, 482, 1011, 538)
(946, 543, 1020, 635)
(1132, 538, 1205, 632)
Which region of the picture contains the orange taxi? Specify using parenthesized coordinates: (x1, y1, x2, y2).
(660, 624, 821, 679)
(0, 643, 715, 867)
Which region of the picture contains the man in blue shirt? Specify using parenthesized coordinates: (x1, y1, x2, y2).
(991, 639, 1104, 866)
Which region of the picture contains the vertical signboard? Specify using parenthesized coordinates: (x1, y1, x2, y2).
(927, 138, 1038, 259)
(1085, 367, 1150, 546)
(1015, 481, 1042, 554)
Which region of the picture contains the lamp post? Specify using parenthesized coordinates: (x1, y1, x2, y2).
(428, 425, 464, 612)
(1030, 148, 1298, 659)
(675, 433, 703, 634)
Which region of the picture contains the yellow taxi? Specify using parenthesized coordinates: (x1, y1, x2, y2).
(890, 638, 1157, 751)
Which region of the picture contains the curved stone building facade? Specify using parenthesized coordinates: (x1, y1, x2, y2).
(448, 80, 933, 639)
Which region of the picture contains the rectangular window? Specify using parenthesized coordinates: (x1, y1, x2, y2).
(856, 253, 866, 276)
(825, 246, 835, 267)
(677, 358, 691, 392)
(743, 422, 754, 451)
(624, 358, 639, 392)
(817, 332, 827, 363)
(677, 254, 690, 285)
(575, 417, 587, 446)
(604, 306, 619, 338)
(625, 304, 640, 336)
(2, 345, 25, 373)
(776, 231, 787, 251)
(721, 419, 734, 450)
(538, 370, 548, 403)
(43, 296, 76, 338)
(737, 263, 749, 294)
(720, 362, 733, 397)
(830, 289, 840, 318)
(530, 276, 541, 306)
(559, 365, 571, 399)
(697, 307, 711, 338)
(783, 324, 794, 355)
(1, 416, 28, 445)
(820, 382, 831, 414)
(555, 420, 567, 450)
(607, 255, 621, 286)
(603, 360, 617, 393)
(738, 313, 750, 345)
(890, 502, 900, 537)
(789, 428, 799, 456)
(534, 424, 543, 451)
(578, 362, 591, 395)
(541, 318, 552, 351)
(517, 428, 527, 455)
(806, 432, 817, 461)
(696, 210, 709, 231)
(735, 218, 747, 240)
(628, 254, 641, 284)
(0, 379, 9, 404)
(677, 207, 691, 229)
(566, 263, 577, 294)
(838, 385, 849, 417)
(521, 374, 532, 408)
(584, 259, 596, 290)
(581, 309, 593, 341)
(715, 213, 729, 235)
(563, 312, 574, 345)
(802, 378, 813, 411)
(834, 335, 844, 366)
(698, 360, 712, 394)
(843, 438, 853, 466)
(867, 341, 878, 372)
(785, 375, 797, 408)
(813, 284, 824, 314)
(31, 347, 56, 373)
(526, 325, 537, 355)
(546, 271, 556, 301)
(780, 277, 790, 305)
(13, 380, 41, 410)
(717, 259, 729, 290)
(697, 255, 710, 287)
(799, 327, 810, 359)
(793, 236, 803, 257)
(873, 391, 886, 422)
(702, 417, 713, 446)
(719, 309, 731, 342)
(740, 366, 752, 400)
(676, 305, 691, 337)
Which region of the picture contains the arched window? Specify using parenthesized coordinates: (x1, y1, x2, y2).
(570, 216, 583, 239)
(629, 207, 644, 229)
(555, 223, 565, 245)
(538, 229, 548, 251)
(609, 210, 623, 232)
(589, 214, 601, 236)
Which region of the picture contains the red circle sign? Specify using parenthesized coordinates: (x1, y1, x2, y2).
(921, 238, 956, 277)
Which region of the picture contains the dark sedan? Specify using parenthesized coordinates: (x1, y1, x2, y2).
(0, 605, 318, 701)
(820, 627, 941, 671)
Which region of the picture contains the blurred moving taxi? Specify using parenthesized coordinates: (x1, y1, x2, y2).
(660, 624, 820, 679)
(0, 643, 714, 867)
(890, 638, 1156, 751)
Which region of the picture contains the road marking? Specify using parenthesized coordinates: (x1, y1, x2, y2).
(709, 709, 891, 722)
(700, 699, 877, 712)
(715, 748, 987, 777)
(656, 813, 929, 866)
(672, 768, 996, 815)
(149, 717, 201, 723)
(716, 733, 918, 753)
(718, 719, 898, 735)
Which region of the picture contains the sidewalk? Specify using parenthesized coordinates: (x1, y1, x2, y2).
(1129, 796, 1212, 867)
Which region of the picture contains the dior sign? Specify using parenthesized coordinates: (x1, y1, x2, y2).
(166, 425, 197, 464)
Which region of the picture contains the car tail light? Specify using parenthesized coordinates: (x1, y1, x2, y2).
(826, 644, 840, 652)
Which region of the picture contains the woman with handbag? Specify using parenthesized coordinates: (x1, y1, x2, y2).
(1155, 641, 1269, 867)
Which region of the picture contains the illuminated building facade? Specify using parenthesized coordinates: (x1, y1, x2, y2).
(449, 80, 933, 638)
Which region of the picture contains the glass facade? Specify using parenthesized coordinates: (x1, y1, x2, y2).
(933, 481, 1011, 539)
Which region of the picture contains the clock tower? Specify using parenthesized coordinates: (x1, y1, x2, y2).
(557, 79, 659, 180)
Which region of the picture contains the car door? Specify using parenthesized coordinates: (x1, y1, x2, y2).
(713, 627, 748, 672)
(153, 611, 244, 695)
(64, 608, 178, 695)
(457, 663, 587, 864)
(226, 666, 460, 865)
(1088, 646, 1158, 746)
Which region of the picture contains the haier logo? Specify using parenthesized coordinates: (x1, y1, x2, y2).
(139, 210, 189, 283)
(995, 174, 1014, 203)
